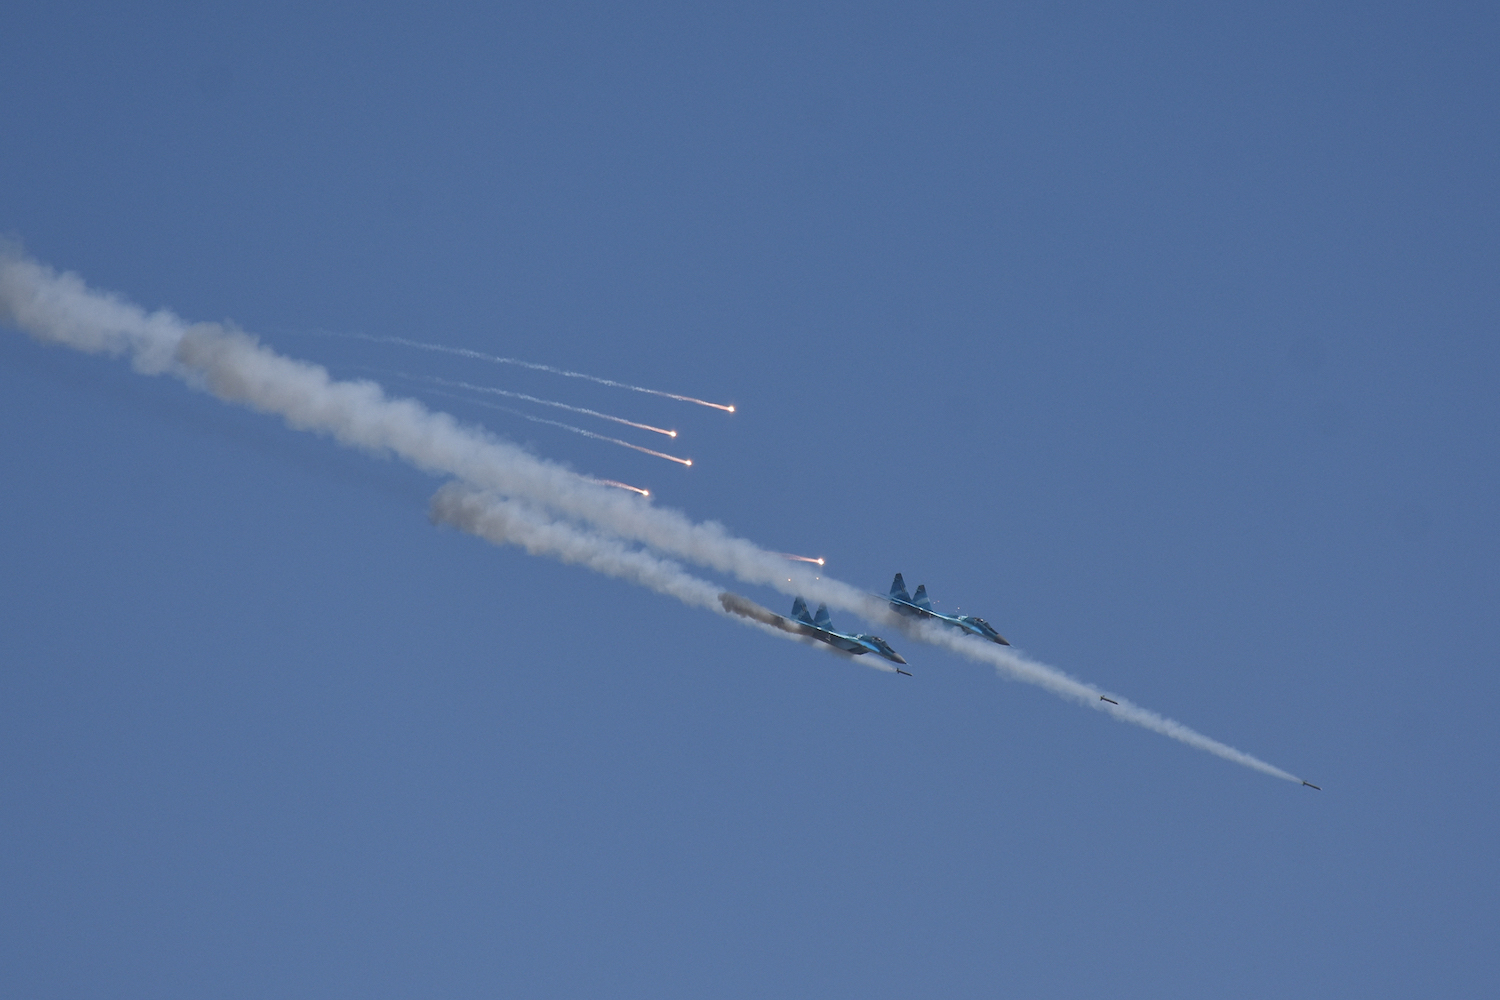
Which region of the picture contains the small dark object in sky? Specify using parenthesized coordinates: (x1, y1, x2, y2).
(1100, 696, 1119, 705)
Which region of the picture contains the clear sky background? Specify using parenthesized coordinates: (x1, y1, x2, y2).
(2, 3, 1497, 997)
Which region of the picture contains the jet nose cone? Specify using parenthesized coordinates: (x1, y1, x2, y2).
(995, 636, 1011, 646)
(890, 652, 908, 665)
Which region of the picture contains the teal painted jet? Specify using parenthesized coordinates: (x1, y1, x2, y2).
(789, 596, 909, 669)
(887, 573, 1010, 645)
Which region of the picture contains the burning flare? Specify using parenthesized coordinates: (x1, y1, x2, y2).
(590, 479, 650, 497)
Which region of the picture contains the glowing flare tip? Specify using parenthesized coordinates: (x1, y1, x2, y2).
(779, 553, 826, 566)
(687, 399, 734, 413)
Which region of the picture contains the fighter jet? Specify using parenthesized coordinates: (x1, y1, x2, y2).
(717, 592, 910, 672)
(887, 573, 1010, 645)
(789, 596, 909, 666)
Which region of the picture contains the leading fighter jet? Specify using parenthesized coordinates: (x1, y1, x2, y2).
(887, 573, 1010, 645)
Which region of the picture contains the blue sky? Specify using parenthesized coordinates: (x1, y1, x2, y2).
(2, 3, 1497, 997)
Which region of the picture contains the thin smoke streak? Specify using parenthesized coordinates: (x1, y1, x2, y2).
(0, 248, 1303, 783)
(422, 386, 693, 466)
(407, 373, 677, 438)
(345, 331, 735, 412)
(590, 479, 650, 497)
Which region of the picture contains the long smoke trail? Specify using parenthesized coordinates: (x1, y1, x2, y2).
(429, 483, 721, 612)
(342, 331, 735, 412)
(0, 248, 1299, 780)
(429, 484, 873, 663)
(897, 618, 1301, 782)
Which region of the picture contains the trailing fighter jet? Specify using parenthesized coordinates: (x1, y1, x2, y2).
(717, 592, 910, 672)
(789, 596, 909, 666)
(887, 573, 1010, 645)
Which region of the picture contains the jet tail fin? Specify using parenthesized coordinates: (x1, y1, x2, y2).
(791, 596, 814, 624)
(813, 604, 833, 629)
(912, 584, 934, 611)
(890, 573, 911, 603)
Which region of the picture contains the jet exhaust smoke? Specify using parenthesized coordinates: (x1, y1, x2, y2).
(719, 591, 799, 633)
(897, 618, 1303, 783)
(0, 247, 1302, 781)
(428, 485, 842, 656)
(430, 484, 719, 611)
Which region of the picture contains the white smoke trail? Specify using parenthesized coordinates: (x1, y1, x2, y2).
(339, 331, 735, 412)
(0, 248, 1300, 779)
(897, 618, 1301, 782)
(429, 483, 721, 611)
(429, 484, 869, 662)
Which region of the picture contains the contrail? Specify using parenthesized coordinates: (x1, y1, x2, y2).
(429, 484, 885, 666)
(408, 373, 678, 438)
(420, 385, 694, 466)
(430, 484, 722, 611)
(0, 248, 1301, 782)
(340, 331, 735, 413)
(896, 617, 1302, 783)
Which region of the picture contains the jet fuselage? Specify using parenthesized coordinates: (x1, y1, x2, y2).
(887, 573, 1010, 645)
(789, 597, 908, 664)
